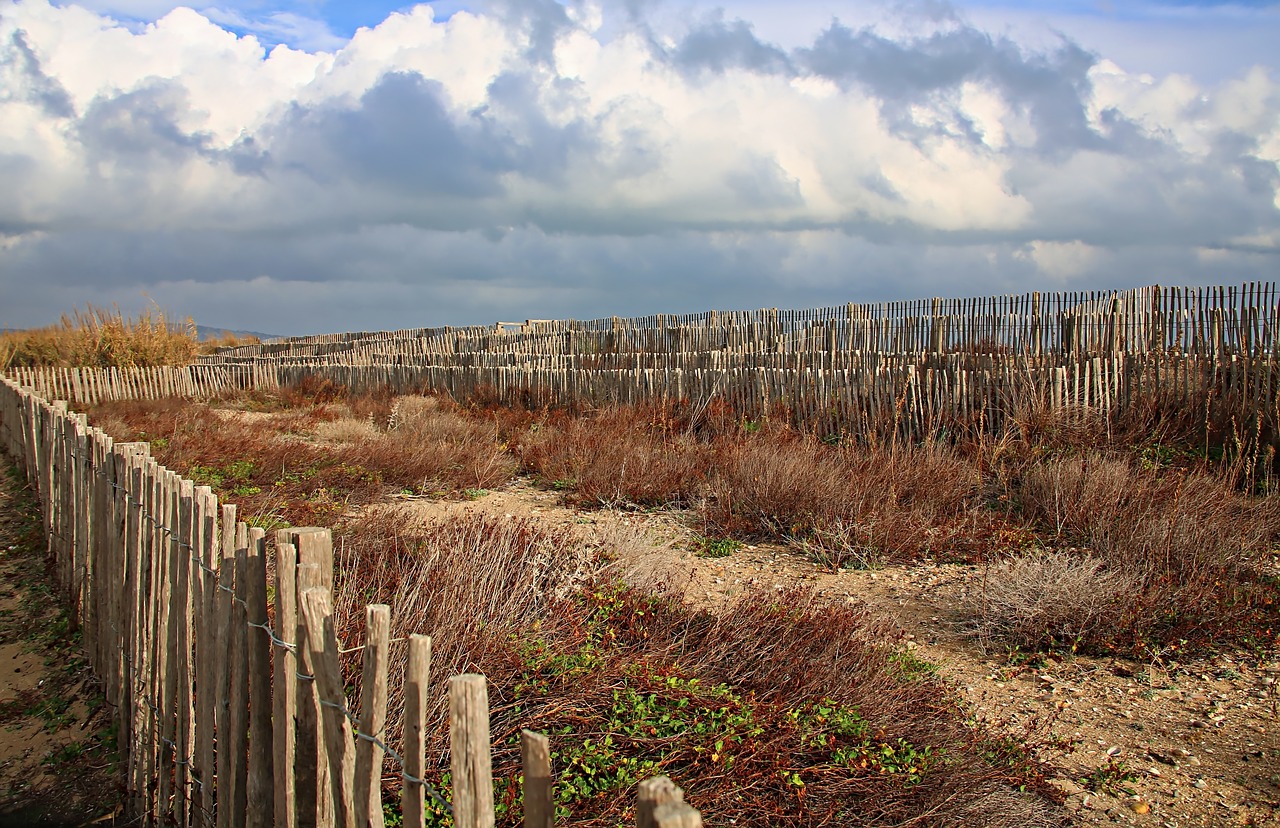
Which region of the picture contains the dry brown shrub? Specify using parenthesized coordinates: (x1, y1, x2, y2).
(699, 437, 848, 536)
(963, 551, 1137, 652)
(332, 507, 598, 683)
(314, 416, 381, 444)
(517, 407, 710, 507)
(703, 439, 1001, 564)
(343, 423, 515, 494)
(1017, 453, 1133, 535)
(1017, 455, 1280, 648)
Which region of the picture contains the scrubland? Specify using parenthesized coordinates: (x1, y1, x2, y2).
(81, 377, 1280, 826)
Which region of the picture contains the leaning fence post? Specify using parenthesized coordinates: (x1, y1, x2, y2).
(521, 730, 553, 828)
(449, 674, 495, 828)
(294, 527, 335, 828)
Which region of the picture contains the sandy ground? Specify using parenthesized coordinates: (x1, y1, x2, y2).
(0, 465, 121, 827)
(399, 477, 1280, 828)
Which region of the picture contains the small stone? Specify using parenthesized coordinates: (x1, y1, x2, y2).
(1194, 778, 1208, 789)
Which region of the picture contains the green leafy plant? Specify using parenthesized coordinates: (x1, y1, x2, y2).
(693, 536, 742, 558)
(1080, 757, 1138, 796)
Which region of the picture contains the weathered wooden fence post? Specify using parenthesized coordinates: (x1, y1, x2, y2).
(521, 731, 553, 828)
(450, 674, 495, 828)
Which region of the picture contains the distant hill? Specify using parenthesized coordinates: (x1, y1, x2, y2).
(193, 325, 279, 342)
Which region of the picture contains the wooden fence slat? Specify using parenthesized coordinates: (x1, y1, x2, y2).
(294, 528, 335, 828)
(652, 804, 703, 828)
(450, 674, 495, 828)
(401, 635, 432, 828)
(637, 776, 684, 828)
(227, 525, 251, 827)
(175, 478, 195, 828)
(354, 605, 391, 828)
(215, 505, 239, 828)
(300, 587, 358, 828)
(196, 487, 218, 828)
(274, 536, 299, 828)
(520, 731, 553, 828)
(245, 526, 275, 827)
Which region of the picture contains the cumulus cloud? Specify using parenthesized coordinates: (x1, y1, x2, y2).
(0, 0, 1278, 334)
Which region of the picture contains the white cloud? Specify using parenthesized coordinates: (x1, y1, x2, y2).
(0, 0, 1278, 334)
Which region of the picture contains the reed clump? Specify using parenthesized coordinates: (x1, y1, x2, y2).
(3, 305, 194, 369)
(0, 305, 260, 370)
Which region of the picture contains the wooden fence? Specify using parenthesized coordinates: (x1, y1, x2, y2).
(204, 282, 1280, 364)
(0, 374, 705, 827)
(9, 282, 1280, 452)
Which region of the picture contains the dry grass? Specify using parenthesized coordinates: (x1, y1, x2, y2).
(1013, 455, 1280, 651)
(516, 406, 710, 507)
(322, 510, 1063, 827)
(963, 551, 1138, 652)
(701, 437, 1020, 566)
(88, 392, 518, 525)
(1, 304, 205, 369)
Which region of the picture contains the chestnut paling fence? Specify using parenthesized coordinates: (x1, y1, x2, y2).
(9, 282, 1280, 449)
(0, 375, 705, 827)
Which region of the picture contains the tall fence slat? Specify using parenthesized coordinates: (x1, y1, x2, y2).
(301, 587, 358, 828)
(449, 675, 495, 828)
(401, 635, 432, 828)
(245, 526, 275, 827)
(354, 605, 390, 828)
(274, 536, 300, 828)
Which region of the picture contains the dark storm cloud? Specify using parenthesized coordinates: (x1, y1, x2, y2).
(264, 68, 606, 207)
(485, 70, 600, 185)
(74, 80, 271, 177)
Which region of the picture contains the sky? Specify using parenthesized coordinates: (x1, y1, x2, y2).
(0, 0, 1278, 336)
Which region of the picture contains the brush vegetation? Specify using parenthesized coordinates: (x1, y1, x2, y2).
(83, 378, 1280, 826)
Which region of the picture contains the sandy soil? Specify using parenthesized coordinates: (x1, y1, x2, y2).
(0, 466, 121, 827)
(401, 477, 1280, 828)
